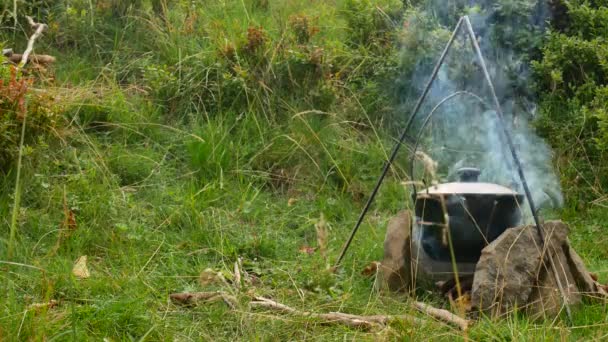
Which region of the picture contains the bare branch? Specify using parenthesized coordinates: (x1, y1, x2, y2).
(250, 296, 426, 331)
(412, 301, 469, 331)
(20, 16, 48, 67)
(169, 294, 465, 332)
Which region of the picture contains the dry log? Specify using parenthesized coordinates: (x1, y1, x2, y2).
(412, 301, 469, 331)
(2, 19, 55, 67)
(5, 53, 56, 65)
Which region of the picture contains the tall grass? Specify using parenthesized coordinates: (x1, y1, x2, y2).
(7, 102, 26, 259)
(0, 0, 607, 340)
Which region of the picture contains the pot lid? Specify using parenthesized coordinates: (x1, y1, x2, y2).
(419, 182, 520, 196)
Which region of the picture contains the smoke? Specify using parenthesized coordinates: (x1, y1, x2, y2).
(402, 1, 563, 215)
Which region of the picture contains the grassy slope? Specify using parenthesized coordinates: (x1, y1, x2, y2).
(1, 1, 607, 340)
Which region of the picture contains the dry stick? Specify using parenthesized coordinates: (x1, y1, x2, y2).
(12, 0, 17, 29)
(20, 16, 48, 67)
(250, 296, 297, 314)
(249, 296, 426, 330)
(412, 301, 469, 331)
(170, 292, 442, 331)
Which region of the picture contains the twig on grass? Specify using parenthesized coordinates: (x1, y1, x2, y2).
(250, 296, 426, 330)
(412, 301, 469, 331)
(168, 291, 432, 331)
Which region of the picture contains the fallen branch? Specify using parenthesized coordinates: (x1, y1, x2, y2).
(4, 53, 55, 65)
(169, 293, 470, 331)
(412, 301, 469, 331)
(326, 311, 426, 326)
(250, 296, 425, 330)
(250, 296, 297, 314)
(19, 16, 49, 67)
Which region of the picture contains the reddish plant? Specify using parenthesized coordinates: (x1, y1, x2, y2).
(289, 14, 319, 44)
(0, 66, 31, 119)
(245, 26, 267, 53)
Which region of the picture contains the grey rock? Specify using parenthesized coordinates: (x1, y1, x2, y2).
(526, 238, 580, 320)
(471, 221, 575, 318)
(565, 242, 598, 295)
(379, 210, 414, 293)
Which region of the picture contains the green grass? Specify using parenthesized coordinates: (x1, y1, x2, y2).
(2, 130, 607, 340)
(1, 0, 607, 340)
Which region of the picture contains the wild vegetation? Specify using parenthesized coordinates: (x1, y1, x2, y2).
(0, 0, 607, 340)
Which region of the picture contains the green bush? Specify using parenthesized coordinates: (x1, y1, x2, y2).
(532, 0, 608, 204)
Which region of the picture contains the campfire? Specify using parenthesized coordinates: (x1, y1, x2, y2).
(335, 15, 608, 323)
(380, 172, 607, 321)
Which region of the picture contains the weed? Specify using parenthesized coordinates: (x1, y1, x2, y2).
(289, 14, 319, 44)
(244, 26, 268, 55)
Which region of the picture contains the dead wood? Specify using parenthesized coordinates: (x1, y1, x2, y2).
(250, 296, 426, 330)
(2, 18, 55, 68)
(412, 301, 469, 331)
(249, 297, 377, 329)
(20, 16, 49, 67)
(4, 53, 56, 65)
(170, 292, 470, 331)
(327, 312, 426, 326)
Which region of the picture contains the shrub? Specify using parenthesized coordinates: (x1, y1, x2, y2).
(0, 65, 60, 171)
(289, 14, 319, 44)
(533, 0, 608, 203)
(341, 0, 403, 48)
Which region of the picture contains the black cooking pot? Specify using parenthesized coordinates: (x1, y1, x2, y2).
(413, 168, 524, 263)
